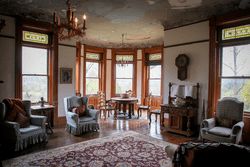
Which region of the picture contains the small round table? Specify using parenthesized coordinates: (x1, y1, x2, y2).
(111, 97, 138, 119)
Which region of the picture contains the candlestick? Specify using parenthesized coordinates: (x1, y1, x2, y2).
(54, 12, 56, 23)
(75, 17, 78, 28)
(83, 15, 86, 29)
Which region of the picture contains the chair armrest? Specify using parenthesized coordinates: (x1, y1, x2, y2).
(87, 109, 100, 120)
(30, 115, 47, 126)
(202, 118, 216, 129)
(2, 120, 20, 129)
(232, 121, 244, 135)
(67, 111, 79, 122)
(2, 121, 20, 136)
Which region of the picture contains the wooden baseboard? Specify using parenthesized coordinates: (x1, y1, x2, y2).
(54, 116, 66, 126)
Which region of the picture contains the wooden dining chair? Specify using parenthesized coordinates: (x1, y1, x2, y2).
(97, 91, 116, 120)
(138, 93, 152, 119)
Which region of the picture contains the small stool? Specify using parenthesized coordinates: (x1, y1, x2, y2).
(149, 109, 161, 125)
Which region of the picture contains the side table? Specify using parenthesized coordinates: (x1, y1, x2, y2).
(31, 105, 55, 133)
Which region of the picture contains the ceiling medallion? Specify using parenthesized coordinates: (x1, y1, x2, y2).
(53, 0, 86, 40)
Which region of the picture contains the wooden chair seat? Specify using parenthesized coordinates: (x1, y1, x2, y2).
(138, 105, 148, 109)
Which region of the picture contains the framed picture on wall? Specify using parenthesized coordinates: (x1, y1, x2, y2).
(60, 68, 72, 84)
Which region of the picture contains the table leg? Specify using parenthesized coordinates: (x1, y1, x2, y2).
(123, 104, 127, 115)
(128, 104, 132, 119)
(44, 111, 53, 133)
(161, 112, 164, 127)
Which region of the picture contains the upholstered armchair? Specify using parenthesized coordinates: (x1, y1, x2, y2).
(201, 97, 244, 144)
(64, 96, 100, 135)
(0, 100, 47, 151)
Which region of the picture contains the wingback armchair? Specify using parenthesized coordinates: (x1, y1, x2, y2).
(64, 96, 100, 135)
(0, 100, 47, 151)
(201, 97, 244, 144)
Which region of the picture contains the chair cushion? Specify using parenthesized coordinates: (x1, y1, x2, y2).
(79, 116, 95, 122)
(139, 106, 148, 109)
(72, 105, 85, 117)
(5, 104, 27, 121)
(208, 126, 232, 137)
(216, 117, 236, 128)
(14, 112, 30, 128)
(150, 109, 161, 114)
(20, 125, 42, 134)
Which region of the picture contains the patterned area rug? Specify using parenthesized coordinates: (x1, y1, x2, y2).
(2, 131, 176, 167)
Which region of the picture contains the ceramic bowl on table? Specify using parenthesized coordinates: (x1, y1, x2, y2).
(120, 93, 130, 98)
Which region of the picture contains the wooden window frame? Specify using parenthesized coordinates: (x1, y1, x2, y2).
(141, 45, 163, 105)
(15, 17, 58, 126)
(85, 56, 101, 95)
(83, 45, 106, 96)
(111, 48, 137, 97)
(15, 18, 58, 105)
(208, 8, 250, 118)
(21, 44, 51, 102)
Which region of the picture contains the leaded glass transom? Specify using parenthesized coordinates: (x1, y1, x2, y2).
(149, 54, 161, 61)
(222, 24, 250, 40)
(23, 31, 48, 44)
(116, 55, 133, 61)
(86, 53, 100, 60)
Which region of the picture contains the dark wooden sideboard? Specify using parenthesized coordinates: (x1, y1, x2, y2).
(160, 104, 198, 137)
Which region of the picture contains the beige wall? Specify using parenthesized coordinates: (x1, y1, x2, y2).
(163, 21, 209, 124)
(0, 15, 16, 101)
(58, 41, 77, 117)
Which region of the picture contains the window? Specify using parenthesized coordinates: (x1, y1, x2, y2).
(220, 44, 250, 110)
(148, 65, 161, 96)
(21, 30, 51, 103)
(85, 53, 100, 94)
(115, 55, 134, 94)
(146, 53, 162, 96)
(111, 49, 137, 96)
(116, 64, 133, 93)
(22, 46, 49, 102)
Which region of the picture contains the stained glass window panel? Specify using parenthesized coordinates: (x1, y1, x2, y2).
(23, 31, 48, 44)
(222, 24, 250, 40)
(116, 55, 133, 61)
(86, 53, 100, 60)
(149, 54, 161, 61)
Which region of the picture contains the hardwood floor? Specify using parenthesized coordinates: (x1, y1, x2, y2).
(0, 111, 198, 164)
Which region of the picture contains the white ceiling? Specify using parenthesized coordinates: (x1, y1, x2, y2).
(0, 0, 249, 48)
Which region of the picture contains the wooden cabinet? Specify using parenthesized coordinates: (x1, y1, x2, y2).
(160, 104, 198, 137)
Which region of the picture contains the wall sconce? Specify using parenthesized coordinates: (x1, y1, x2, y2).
(0, 19, 6, 33)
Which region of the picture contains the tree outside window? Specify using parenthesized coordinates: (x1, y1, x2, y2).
(220, 44, 250, 110)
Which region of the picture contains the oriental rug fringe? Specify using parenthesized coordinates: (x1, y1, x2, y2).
(2, 131, 176, 167)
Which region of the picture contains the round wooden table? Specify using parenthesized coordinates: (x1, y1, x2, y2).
(111, 97, 138, 119)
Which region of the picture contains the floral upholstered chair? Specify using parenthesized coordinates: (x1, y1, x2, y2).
(0, 99, 47, 151)
(201, 97, 244, 144)
(64, 96, 100, 135)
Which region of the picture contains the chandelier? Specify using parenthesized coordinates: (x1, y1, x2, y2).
(53, 0, 86, 40)
(117, 34, 128, 67)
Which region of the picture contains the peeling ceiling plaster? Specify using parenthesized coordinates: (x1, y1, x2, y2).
(0, 0, 249, 48)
